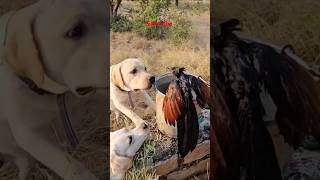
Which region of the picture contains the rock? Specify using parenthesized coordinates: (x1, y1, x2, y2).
(184, 140, 210, 164)
(302, 136, 320, 150)
(167, 159, 210, 180)
(154, 141, 210, 176)
(283, 148, 320, 180)
(154, 155, 178, 176)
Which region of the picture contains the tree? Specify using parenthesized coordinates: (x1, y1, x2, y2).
(110, 0, 122, 17)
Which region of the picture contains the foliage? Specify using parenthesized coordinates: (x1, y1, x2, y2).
(168, 9, 192, 45)
(131, 0, 192, 44)
(111, 15, 133, 32)
(110, 0, 123, 17)
(125, 140, 156, 180)
(132, 0, 170, 39)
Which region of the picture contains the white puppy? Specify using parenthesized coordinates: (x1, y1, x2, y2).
(110, 123, 150, 180)
(0, 0, 107, 179)
(110, 58, 156, 127)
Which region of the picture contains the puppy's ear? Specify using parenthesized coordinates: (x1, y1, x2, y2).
(4, 2, 68, 94)
(111, 63, 131, 91)
(110, 153, 132, 175)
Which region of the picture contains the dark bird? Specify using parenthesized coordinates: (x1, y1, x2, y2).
(211, 19, 320, 180)
(162, 67, 210, 158)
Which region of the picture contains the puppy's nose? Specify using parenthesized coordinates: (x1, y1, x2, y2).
(149, 76, 155, 84)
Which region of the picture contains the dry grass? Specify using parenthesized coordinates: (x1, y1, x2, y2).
(214, 0, 320, 65)
(110, 30, 210, 80)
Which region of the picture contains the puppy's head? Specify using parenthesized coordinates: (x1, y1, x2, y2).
(111, 58, 155, 92)
(110, 123, 150, 177)
(4, 0, 107, 96)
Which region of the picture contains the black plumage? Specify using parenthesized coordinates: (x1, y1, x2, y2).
(211, 19, 320, 180)
(162, 67, 210, 158)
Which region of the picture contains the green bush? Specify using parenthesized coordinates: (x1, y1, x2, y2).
(168, 9, 192, 45)
(131, 0, 192, 44)
(132, 0, 170, 39)
(111, 15, 133, 32)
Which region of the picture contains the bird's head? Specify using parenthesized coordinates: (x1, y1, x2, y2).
(213, 19, 241, 50)
(170, 67, 186, 77)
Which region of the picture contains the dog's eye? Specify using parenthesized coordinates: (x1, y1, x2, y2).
(66, 22, 87, 39)
(145, 67, 147, 71)
(128, 136, 133, 144)
(130, 69, 137, 74)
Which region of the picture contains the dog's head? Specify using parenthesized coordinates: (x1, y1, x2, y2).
(110, 123, 150, 178)
(111, 58, 155, 92)
(3, 0, 107, 96)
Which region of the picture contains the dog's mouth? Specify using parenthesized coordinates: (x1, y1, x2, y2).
(133, 84, 153, 91)
(76, 87, 95, 95)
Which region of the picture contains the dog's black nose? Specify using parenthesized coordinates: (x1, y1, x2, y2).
(149, 76, 155, 84)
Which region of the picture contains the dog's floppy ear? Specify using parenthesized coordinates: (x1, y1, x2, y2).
(111, 63, 131, 91)
(110, 153, 132, 175)
(4, 2, 68, 94)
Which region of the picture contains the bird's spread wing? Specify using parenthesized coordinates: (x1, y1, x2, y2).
(163, 81, 184, 126)
(163, 76, 199, 158)
(188, 75, 211, 108)
(214, 18, 320, 148)
(257, 45, 320, 148)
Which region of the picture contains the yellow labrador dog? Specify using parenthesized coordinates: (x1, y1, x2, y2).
(0, 0, 107, 179)
(110, 123, 150, 180)
(110, 58, 156, 127)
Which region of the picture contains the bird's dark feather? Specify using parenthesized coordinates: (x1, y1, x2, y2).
(211, 87, 241, 180)
(188, 75, 211, 108)
(177, 92, 199, 157)
(211, 18, 320, 179)
(255, 43, 320, 147)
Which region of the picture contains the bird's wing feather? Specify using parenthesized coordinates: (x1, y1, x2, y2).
(211, 83, 241, 179)
(178, 95, 199, 158)
(188, 75, 211, 108)
(163, 81, 184, 126)
(258, 46, 320, 147)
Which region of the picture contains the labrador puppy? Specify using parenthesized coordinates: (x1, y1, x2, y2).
(110, 123, 150, 180)
(0, 0, 107, 179)
(110, 58, 156, 127)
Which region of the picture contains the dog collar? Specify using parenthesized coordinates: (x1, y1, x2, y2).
(128, 91, 135, 109)
(112, 82, 135, 109)
(18, 75, 53, 95)
(57, 94, 79, 148)
(18, 75, 79, 147)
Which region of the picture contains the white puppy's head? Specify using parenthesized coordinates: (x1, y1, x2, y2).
(4, 0, 107, 96)
(111, 58, 155, 92)
(110, 123, 150, 179)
